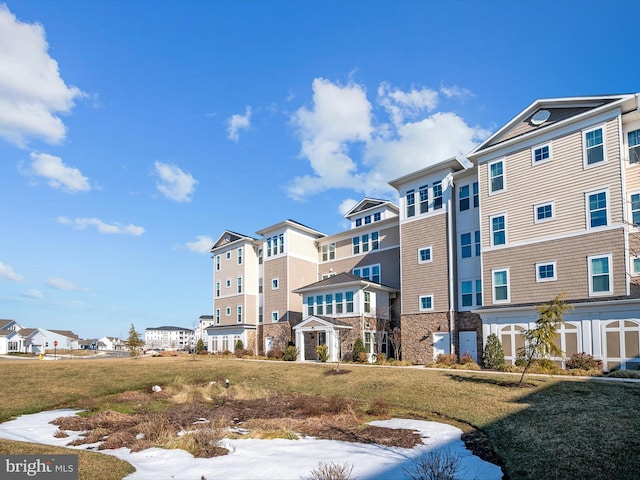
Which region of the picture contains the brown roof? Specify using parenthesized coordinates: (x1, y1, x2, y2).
(50, 330, 80, 340)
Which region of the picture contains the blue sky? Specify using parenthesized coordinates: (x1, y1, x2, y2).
(0, 0, 637, 340)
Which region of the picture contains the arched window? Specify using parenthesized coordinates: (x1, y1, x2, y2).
(603, 320, 640, 370)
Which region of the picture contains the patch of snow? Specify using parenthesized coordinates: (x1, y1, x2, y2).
(0, 410, 502, 480)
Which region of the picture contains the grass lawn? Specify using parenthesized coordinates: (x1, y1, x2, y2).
(0, 356, 638, 479)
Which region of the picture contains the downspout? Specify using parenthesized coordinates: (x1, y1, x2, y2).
(446, 173, 455, 355)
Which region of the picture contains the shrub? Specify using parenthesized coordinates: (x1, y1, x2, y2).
(316, 344, 329, 362)
(367, 397, 390, 416)
(357, 351, 369, 363)
(352, 338, 366, 362)
(234, 339, 244, 351)
(483, 333, 505, 369)
(565, 352, 602, 371)
(283, 346, 299, 361)
(375, 352, 386, 364)
(403, 449, 463, 480)
(459, 352, 476, 365)
(234, 349, 244, 358)
(436, 353, 458, 365)
(266, 348, 284, 359)
(306, 461, 354, 480)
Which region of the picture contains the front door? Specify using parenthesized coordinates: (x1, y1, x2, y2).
(459, 331, 478, 362)
(433, 333, 450, 360)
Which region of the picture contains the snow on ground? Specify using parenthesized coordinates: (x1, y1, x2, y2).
(0, 410, 503, 480)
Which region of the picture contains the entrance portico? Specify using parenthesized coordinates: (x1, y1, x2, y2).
(293, 316, 352, 362)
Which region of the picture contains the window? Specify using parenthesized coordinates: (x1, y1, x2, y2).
(335, 292, 344, 314)
(476, 279, 482, 306)
(352, 236, 360, 255)
(589, 254, 612, 295)
(532, 143, 551, 164)
(325, 294, 333, 314)
(215, 309, 220, 324)
(346, 291, 354, 313)
(433, 181, 443, 209)
(629, 129, 640, 164)
(584, 126, 605, 166)
(315, 295, 323, 315)
(258, 249, 263, 265)
(406, 190, 415, 217)
(266, 234, 285, 257)
(473, 182, 479, 208)
(259, 307, 263, 324)
(631, 193, 640, 226)
(266, 238, 272, 257)
(489, 159, 505, 193)
(371, 231, 379, 250)
(258, 278, 263, 294)
(237, 276, 242, 293)
(355, 218, 362, 227)
(307, 296, 314, 316)
(364, 215, 371, 224)
(226, 251, 231, 260)
(353, 232, 378, 254)
(491, 214, 506, 246)
(459, 185, 470, 211)
(475, 230, 481, 256)
(353, 264, 381, 283)
(237, 248, 243, 265)
(587, 190, 608, 228)
(364, 291, 371, 313)
(461, 281, 473, 307)
(226, 279, 231, 288)
(535, 202, 554, 223)
(418, 247, 432, 264)
(237, 306, 242, 323)
(419, 185, 429, 213)
(272, 311, 279, 322)
(272, 278, 279, 290)
(492, 269, 510, 303)
(273, 236, 279, 255)
(225, 307, 231, 316)
(215, 255, 221, 271)
(536, 262, 557, 282)
(373, 212, 381, 222)
(362, 233, 369, 253)
(460, 233, 472, 258)
(215, 281, 220, 297)
(419, 295, 433, 311)
(633, 258, 640, 275)
(322, 243, 336, 261)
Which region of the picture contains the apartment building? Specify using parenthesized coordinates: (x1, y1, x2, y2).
(468, 93, 640, 371)
(205, 93, 640, 371)
(144, 326, 194, 351)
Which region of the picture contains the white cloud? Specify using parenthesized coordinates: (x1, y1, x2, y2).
(154, 161, 197, 203)
(20, 152, 90, 193)
(227, 106, 252, 142)
(440, 84, 474, 101)
(57, 216, 144, 236)
(0, 261, 25, 282)
(185, 235, 214, 253)
(22, 288, 43, 300)
(46, 277, 82, 291)
(286, 78, 489, 201)
(338, 198, 358, 216)
(0, 4, 84, 146)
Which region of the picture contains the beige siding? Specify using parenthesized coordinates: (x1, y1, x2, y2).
(483, 228, 627, 305)
(401, 214, 450, 313)
(263, 256, 288, 321)
(320, 247, 400, 288)
(287, 256, 318, 314)
(480, 118, 624, 246)
(288, 230, 320, 260)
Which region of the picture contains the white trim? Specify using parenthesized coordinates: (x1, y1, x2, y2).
(534, 201, 555, 224)
(418, 246, 433, 264)
(629, 191, 640, 228)
(630, 256, 640, 276)
(531, 141, 552, 166)
(487, 158, 506, 195)
(491, 268, 510, 304)
(419, 294, 434, 311)
(588, 253, 613, 296)
(225, 307, 231, 316)
(582, 123, 608, 169)
(490, 213, 507, 247)
(271, 278, 279, 290)
(271, 311, 279, 323)
(535, 261, 557, 282)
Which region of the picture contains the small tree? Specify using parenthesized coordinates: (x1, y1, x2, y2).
(389, 327, 401, 360)
(519, 292, 573, 385)
(126, 324, 144, 357)
(195, 338, 205, 354)
(234, 339, 244, 351)
(483, 333, 505, 370)
(352, 337, 366, 362)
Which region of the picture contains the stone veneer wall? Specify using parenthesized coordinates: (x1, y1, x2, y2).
(261, 322, 292, 353)
(401, 312, 449, 364)
(454, 311, 483, 364)
(246, 330, 257, 355)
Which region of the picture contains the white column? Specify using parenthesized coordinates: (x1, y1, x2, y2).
(296, 330, 305, 361)
(327, 329, 335, 362)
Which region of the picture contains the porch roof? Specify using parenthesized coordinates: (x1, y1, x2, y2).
(293, 316, 353, 330)
(292, 272, 398, 294)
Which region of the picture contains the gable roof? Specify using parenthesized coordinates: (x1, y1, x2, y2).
(388, 156, 471, 188)
(468, 94, 637, 160)
(292, 272, 398, 294)
(0, 319, 16, 330)
(344, 198, 399, 218)
(255, 219, 325, 238)
(50, 330, 80, 340)
(293, 316, 353, 330)
(210, 230, 257, 251)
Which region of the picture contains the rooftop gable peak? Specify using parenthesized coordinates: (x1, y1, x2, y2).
(344, 198, 398, 218)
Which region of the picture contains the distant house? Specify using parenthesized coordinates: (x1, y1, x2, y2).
(0, 319, 24, 354)
(144, 326, 194, 350)
(98, 336, 125, 351)
(20, 328, 80, 354)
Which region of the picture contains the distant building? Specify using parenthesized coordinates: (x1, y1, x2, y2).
(144, 326, 194, 350)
